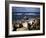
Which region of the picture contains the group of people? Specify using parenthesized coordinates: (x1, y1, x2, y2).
(12, 17, 40, 31)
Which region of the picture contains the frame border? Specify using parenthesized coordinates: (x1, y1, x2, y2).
(5, 1, 45, 37)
